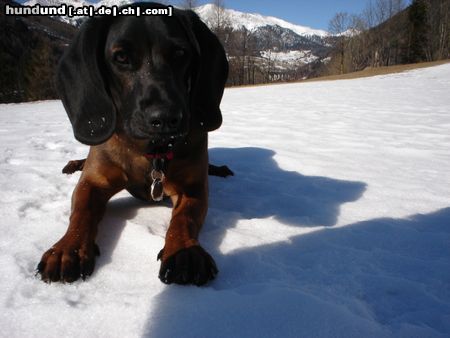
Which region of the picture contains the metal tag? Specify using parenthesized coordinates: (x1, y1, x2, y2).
(150, 169, 164, 202)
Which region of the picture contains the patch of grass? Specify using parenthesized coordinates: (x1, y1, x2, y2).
(227, 60, 450, 89)
(305, 59, 450, 82)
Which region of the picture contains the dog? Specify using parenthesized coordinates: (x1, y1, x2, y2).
(37, 2, 230, 286)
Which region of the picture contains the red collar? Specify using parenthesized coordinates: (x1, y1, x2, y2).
(144, 151, 174, 160)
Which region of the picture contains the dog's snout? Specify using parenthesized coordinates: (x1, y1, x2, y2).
(139, 87, 162, 111)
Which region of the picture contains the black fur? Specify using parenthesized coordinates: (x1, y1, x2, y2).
(57, 2, 228, 145)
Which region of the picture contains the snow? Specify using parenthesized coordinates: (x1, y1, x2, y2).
(196, 4, 328, 37)
(1, 64, 450, 337)
(260, 50, 319, 67)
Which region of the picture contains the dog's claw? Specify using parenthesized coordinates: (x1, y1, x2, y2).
(157, 249, 164, 261)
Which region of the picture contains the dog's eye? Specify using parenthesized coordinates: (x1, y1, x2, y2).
(113, 50, 130, 65)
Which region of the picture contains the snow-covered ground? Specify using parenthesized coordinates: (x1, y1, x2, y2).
(1, 64, 450, 337)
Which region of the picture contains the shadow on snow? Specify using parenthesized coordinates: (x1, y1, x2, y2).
(87, 147, 448, 336)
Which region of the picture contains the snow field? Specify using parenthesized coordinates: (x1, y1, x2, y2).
(1, 64, 450, 337)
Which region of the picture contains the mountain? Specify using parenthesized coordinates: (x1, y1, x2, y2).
(194, 4, 331, 84)
(195, 3, 328, 37)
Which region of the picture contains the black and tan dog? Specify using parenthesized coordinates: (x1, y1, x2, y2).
(37, 3, 231, 286)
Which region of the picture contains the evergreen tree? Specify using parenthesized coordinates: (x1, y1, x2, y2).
(408, 0, 430, 63)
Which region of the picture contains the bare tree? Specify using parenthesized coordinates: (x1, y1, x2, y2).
(363, 0, 405, 27)
(230, 27, 256, 85)
(179, 0, 198, 9)
(360, 0, 407, 66)
(329, 12, 352, 74)
(427, 0, 450, 60)
(210, 0, 230, 46)
(347, 14, 370, 71)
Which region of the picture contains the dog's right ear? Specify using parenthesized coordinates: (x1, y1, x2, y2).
(175, 10, 228, 133)
(57, 17, 116, 145)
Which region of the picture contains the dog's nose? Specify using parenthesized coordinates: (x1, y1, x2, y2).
(147, 110, 182, 133)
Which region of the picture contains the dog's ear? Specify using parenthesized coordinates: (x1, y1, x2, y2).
(57, 17, 115, 145)
(178, 10, 228, 132)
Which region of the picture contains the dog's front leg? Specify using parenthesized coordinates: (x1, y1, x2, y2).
(37, 169, 123, 283)
(159, 184, 218, 286)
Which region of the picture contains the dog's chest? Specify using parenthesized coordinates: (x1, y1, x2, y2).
(124, 156, 175, 202)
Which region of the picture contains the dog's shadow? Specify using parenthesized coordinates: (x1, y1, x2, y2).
(207, 147, 366, 226)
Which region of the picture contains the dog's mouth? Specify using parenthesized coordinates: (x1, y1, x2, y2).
(144, 132, 187, 160)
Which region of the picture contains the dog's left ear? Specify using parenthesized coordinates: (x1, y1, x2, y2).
(57, 17, 116, 145)
(176, 10, 229, 132)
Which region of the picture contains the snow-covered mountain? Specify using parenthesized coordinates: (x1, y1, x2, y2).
(196, 3, 328, 37)
(23, 1, 328, 38)
(195, 4, 330, 70)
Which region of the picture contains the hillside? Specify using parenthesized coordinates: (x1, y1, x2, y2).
(324, 0, 450, 76)
(1, 63, 449, 337)
(0, 0, 76, 102)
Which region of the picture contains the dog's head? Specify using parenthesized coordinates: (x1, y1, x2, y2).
(57, 2, 228, 152)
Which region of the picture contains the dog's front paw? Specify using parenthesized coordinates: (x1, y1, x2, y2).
(158, 246, 218, 286)
(37, 241, 100, 283)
